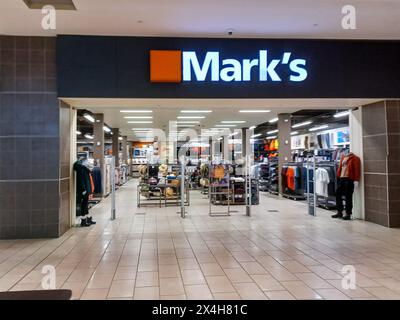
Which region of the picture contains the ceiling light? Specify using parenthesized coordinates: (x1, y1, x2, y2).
(84, 134, 93, 140)
(215, 124, 237, 127)
(76, 131, 82, 135)
(177, 124, 195, 127)
(120, 110, 153, 113)
(83, 114, 95, 123)
(124, 116, 153, 119)
(217, 137, 223, 141)
(268, 117, 279, 123)
(334, 111, 350, 118)
(292, 120, 313, 128)
(229, 132, 239, 137)
(118, 137, 123, 141)
(267, 129, 279, 134)
(266, 135, 277, 139)
(132, 128, 152, 131)
(180, 110, 212, 113)
(221, 121, 246, 124)
(251, 134, 262, 138)
(249, 126, 256, 130)
(127, 121, 153, 124)
(309, 125, 329, 132)
(291, 131, 299, 135)
(176, 121, 200, 124)
(103, 126, 111, 133)
(177, 116, 205, 119)
(239, 110, 271, 113)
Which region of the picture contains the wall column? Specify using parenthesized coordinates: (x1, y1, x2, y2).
(112, 128, 120, 166)
(277, 114, 291, 195)
(93, 114, 104, 169)
(122, 136, 128, 165)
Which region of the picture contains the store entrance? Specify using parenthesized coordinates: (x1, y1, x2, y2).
(66, 98, 373, 227)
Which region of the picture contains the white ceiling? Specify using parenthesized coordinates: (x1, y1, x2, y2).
(64, 98, 379, 140)
(1, 0, 400, 39)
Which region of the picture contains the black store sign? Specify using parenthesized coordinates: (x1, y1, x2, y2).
(56, 35, 400, 99)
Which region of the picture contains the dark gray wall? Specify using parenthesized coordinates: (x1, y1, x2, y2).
(0, 36, 70, 238)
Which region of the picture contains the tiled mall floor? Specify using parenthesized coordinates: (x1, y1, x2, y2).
(1, 179, 400, 300)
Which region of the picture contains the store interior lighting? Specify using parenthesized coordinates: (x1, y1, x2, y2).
(267, 129, 279, 134)
(291, 131, 299, 135)
(268, 117, 279, 123)
(221, 120, 246, 124)
(103, 126, 111, 133)
(180, 110, 212, 113)
(249, 126, 256, 130)
(251, 133, 262, 138)
(120, 110, 153, 113)
(292, 120, 313, 128)
(239, 110, 271, 113)
(76, 130, 82, 135)
(266, 135, 277, 139)
(309, 125, 329, 132)
(84, 134, 94, 140)
(83, 114, 95, 123)
(127, 121, 153, 124)
(177, 116, 205, 119)
(334, 110, 350, 118)
(124, 116, 153, 119)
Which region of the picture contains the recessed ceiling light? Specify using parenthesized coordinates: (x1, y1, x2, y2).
(309, 125, 329, 132)
(118, 137, 123, 141)
(239, 110, 271, 113)
(267, 129, 279, 134)
(76, 130, 82, 135)
(84, 134, 94, 140)
(266, 135, 277, 139)
(251, 134, 262, 138)
(83, 114, 95, 123)
(292, 120, 313, 128)
(333, 111, 350, 118)
(291, 131, 299, 135)
(229, 132, 239, 137)
(221, 121, 246, 124)
(177, 116, 205, 119)
(176, 121, 200, 124)
(177, 124, 195, 127)
(249, 126, 256, 130)
(127, 121, 153, 124)
(268, 117, 279, 123)
(103, 126, 111, 133)
(215, 124, 237, 127)
(124, 116, 153, 119)
(120, 110, 153, 113)
(180, 110, 212, 113)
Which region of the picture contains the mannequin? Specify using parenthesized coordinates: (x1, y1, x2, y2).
(73, 158, 97, 227)
(332, 152, 361, 220)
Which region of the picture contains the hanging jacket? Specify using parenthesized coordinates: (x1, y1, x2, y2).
(73, 161, 92, 199)
(337, 153, 361, 182)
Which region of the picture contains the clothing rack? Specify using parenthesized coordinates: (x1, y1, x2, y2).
(314, 161, 338, 210)
(281, 162, 306, 200)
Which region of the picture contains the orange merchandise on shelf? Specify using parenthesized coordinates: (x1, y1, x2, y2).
(286, 167, 295, 191)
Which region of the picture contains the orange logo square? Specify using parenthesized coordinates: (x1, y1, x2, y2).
(150, 50, 182, 83)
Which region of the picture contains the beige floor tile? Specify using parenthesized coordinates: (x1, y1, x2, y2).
(181, 269, 206, 285)
(134, 287, 160, 300)
(185, 284, 213, 300)
(61, 281, 87, 300)
(265, 290, 296, 300)
(67, 268, 95, 283)
(81, 288, 109, 300)
(200, 263, 224, 276)
(160, 294, 187, 300)
(158, 255, 178, 265)
(364, 286, 400, 299)
(86, 273, 114, 289)
(178, 258, 200, 270)
(215, 257, 241, 269)
(251, 274, 285, 291)
(135, 271, 159, 287)
(159, 264, 181, 278)
(265, 267, 298, 281)
(281, 281, 323, 300)
(118, 255, 139, 267)
(279, 260, 310, 273)
(108, 280, 135, 298)
(239, 261, 268, 275)
(326, 280, 374, 299)
(233, 282, 268, 300)
(138, 259, 158, 272)
(307, 266, 342, 280)
(224, 268, 253, 283)
(212, 292, 241, 300)
(114, 266, 137, 280)
(206, 276, 236, 293)
(160, 277, 185, 296)
(294, 273, 333, 289)
(316, 288, 351, 300)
